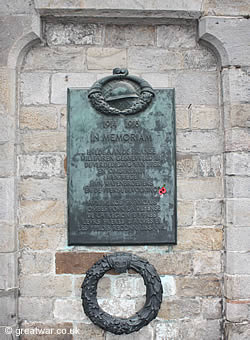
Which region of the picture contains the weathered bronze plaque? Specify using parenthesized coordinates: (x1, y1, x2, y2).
(67, 69, 176, 245)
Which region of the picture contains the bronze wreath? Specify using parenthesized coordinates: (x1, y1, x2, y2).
(81, 252, 163, 335)
(88, 68, 155, 116)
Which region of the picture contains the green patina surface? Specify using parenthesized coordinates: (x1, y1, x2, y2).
(67, 88, 176, 245)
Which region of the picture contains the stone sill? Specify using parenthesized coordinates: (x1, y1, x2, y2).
(34, 0, 202, 19)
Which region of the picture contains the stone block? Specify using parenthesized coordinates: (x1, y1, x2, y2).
(20, 106, 58, 130)
(51, 73, 96, 104)
(73, 323, 104, 340)
(45, 23, 102, 46)
(203, 0, 250, 16)
(0, 142, 15, 177)
(19, 178, 66, 201)
(175, 106, 190, 129)
(222, 67, 250, 104)
(177, 200, 194, 226)
(226, 252, 250, 275)
(19, 200, 65, 226)
(0, 253, 16, 290)
(19, 226, 66, 250)
(176, 227, 223, 251)
(19, 154, 64, 178)
(98, 298, 136, 318)
(171, 71, 218, 105)
(20, 275, 72, 297)
(19, 297, 53, 321)
(21, 131, 66, 153)
(193, 251, 222, 274)
(226, 176, 250, 198)
(128, 47, 183, 71)
(176, 276, 221, 297)
(74, 275, 111, 298)
(59, 106, 67, 128)
(23, 45, 86, 72)
(19, 322, 73, 340)
(198, 155, 222, 177)
(53, 299, 87, 321)
(161, 276, 176, 297)
(177, 130, 222, 153)
(191, 105, 219, 129)
(0, 115, 14, 142)
(202, 297, 222, 319)
(225, 322, 250, 340)
(0, 223, 15, 252)
(176, 154, 198, 178)
(19, 251, 53, 275)
(195, 200, 222, 225)
(0, 290, 17, 326)
(140, 73, 170, 88)
(106, 324, 153, 340)
(158, 298, 200, 320)
(0, 67, 9, 114)
(177, 178, 223, 200)
(87, 47, 127, 70)
(226, 228, 250, 252)
(226, 302, 249, 322)
(0, 178, 14, 222)
(226, 199, 250, 227)
(225, 128, 249, 152)
(225, 152, 249, 176)
(105, 25, 155, 47)
(225, 274, 250, 299)
(179, 319, 221, 340)
(0, 1, 34, 15)
(20, 73, 50, 105)
(184, 48, 217, 71)
(157, 23, 196, 49)
(155, 321, 179, 340)
(230, 104, 250, 128)
(113, 275, 146, 298)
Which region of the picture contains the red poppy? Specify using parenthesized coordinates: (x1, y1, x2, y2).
(161, 186, 166, 194)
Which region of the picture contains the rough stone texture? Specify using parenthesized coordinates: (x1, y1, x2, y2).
(154, 321, 179, 340)
(176, 276, 221, 297)
(179, 319, 221, 340)
(87, 47, 127, 70)
(177, 130, 222, 153)
(21, 131, 66, 153)
(226, 228, 250, 252)
(73, 323, 104, 340)
(225, 275, 250, 300)
(177, 154, 198, 177)
(0, 178, 15, 222)
(19, 297, 53, 321)
(177, 200, 194, 226)
(53, 299, 87, 321)
(20, 73, 50, 105)
(19, 226, 66, 250)
(0, 290, 17, 326)
(105, 25, 155, 47)
(157, 23, 197, 49)
(202, 298, 222, 319)
(19, 154, 64, 178)
(158, 298, 200, 319)
(99, 298, 136, 318)
(20, 275, 72, 297)
(74, 275, 111, 298)
(0, 253, 16, 290)
(190, 106, 220, 129)
(229, 104, 250, 128)
(226, 177, 250, 198)
(178, 178, 222, 200)
(226, 199, 250, 227)
(225, 323, 250, 340)
(203, 0, 250, 16)
(193, 251, 222, 275)
(20, 106, 58, 130)
(19, 178, 66, 201)
(176, 227, 223, 251)
(226, 302, 249, 323)
(51, 73, 97, 104)
(161, 276, 176, 297)
(45, 23, 102, 46)
(113, 275, 146, 298)
(0, 223, 15, 252)
(198, 155, 222, 177)
(227, 252, 250, 275)
(19, 322, 73, 340)
(225, 128, 250, 152)
(0, 142, 15, 177)
(195, 200, 223, 225)
(106, 325, 154, 340)
(19, 251, 53, 275)
(19, 200, 65, 226)
(225, 152, 249, 176)
(175, 106, 190, 129)
(184, 48, 217, 71)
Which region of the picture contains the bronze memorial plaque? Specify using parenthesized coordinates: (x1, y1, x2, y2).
(67, 69, 176, 245)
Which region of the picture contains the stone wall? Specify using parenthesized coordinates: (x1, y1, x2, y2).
(0, 1, 249, 340)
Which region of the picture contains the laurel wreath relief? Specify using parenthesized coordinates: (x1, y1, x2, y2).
(81, 252, 163, 335)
